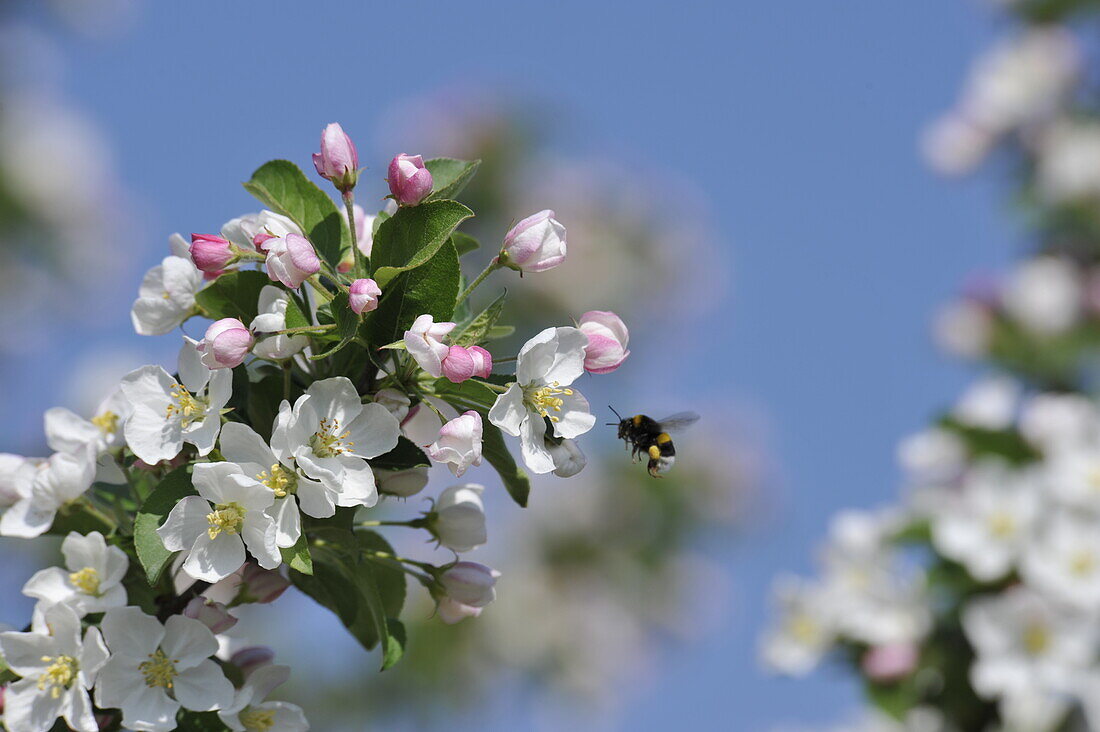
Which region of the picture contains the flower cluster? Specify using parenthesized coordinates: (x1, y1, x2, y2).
(0, 123, 634, 730)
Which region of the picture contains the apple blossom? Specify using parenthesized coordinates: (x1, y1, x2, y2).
(230, 647, 275, 680)
(157, 461, 280, 582)
(760, 576, 838, 676)
(373, 388, 411, 423)
(349, 277, 381, 314)
(183, 598, 238, 635)
(44, 387, 130, 458)
(0, 603, 108, 732)
(1021, 512, 1100, 610)
(218, 664, 309, 732)
(0, 454, 40, 512)
(488, 326, 596, 474)
(250, 286, 308, 361)
(258, 233, 320, 289)
(0, 450, 95, 539)
(271, 377, 401, 511)
(547, 437, 587, 478)
(312, 122, 358, 193)
(221, 211, 301, 252)
(498, 209, 567, 273)
(131, 250, 202, 336)
(427, 410, 483, 477)
(120, 338, 232, 464)
(437, 597, 485, 625)
(22, 531, 128, 617)
(429, 483, 487, 553)
(387, 153, 433, 205)
(189, 233, 235, 274)
(440, 345, 492, 383)
(198, 318, 254, 370)
(95, 607, 234, 731)
(578, 310, 630, 374)
(377, 467, 430, 498)
(403, 313, 456, 377)
(439, 561, 500, 609)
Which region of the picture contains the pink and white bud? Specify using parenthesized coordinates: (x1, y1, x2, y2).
(437, 596, 484, 625)
(427, 410, 483, 477)
(312, 122, 359, 192)
(861, 642, 920, 682)
(430, 483, 487, 553)
(349, 278, 382, 314)
(230, 646, 275, 680)
(388, 153, 433, 206)
(189, 233, 235, 274)
(578, 310, 630, 374)
(499, 210, 567, 273)
(198, 318, 254, 369)
(404, 313, 457, 377)
(377, 467, 430, 498)
(440, 345, 493, 383)
(183, 597, 238, 634)
(259, 232, 321, 289)
(439, 561, 499, 608)
(239, 563, 291, 604)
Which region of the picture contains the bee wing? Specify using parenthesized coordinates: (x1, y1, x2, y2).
(656, 412, 700, 434)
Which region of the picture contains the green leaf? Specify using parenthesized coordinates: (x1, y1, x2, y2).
(245, 370, 285, 441)
(283, 294, 310, 330)
(452, 231, 480, 256)
(134, 467, 196, 584)
(452, 290, 506, 347)
(432, 379, 531, 507)
(370, 200, 473, 288)
(308, 292, 359, 361)
(242, 160, 349, 268)
(371, 436, 430, 472)
(382, 618, 407, 670)
(424, 158, 481, 201)
(280, 532, 313, 575)
(484, 325, 515, 341)
(367, 239, 461, 349)
(194, 270, 270, 323)
(175, 710, 231, 731)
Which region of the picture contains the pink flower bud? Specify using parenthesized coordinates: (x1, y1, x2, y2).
(388, 153, 433, 206)
(437, 596, 484, 624)
(404, 314, 456, 377)
(189, 233, 235, 274)
(349, 278, 382, 314)
(499, 210, 567, 273)
(861, 643, 919, 682)
(198, 318, 253, 369)
(231, 646, 275, 679)
(578, 310, 630, 374)
(240, 563, 291, 604)
(262, 233, 321, 289)
(439, 561, 499, 608)
(252, 232, 275, 252)
(312, 122, 359, 192)
(183, 597, 238, 634)
(440, 345, 494, 383)
(427, 410, 483, 477)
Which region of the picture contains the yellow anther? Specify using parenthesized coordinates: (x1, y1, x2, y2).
(240, 708, 276, 731)
(165, 384, 206, 426)
(525, 381, 573, 422)
(37, 655, 78, 698)
(206, 502, 246, 540)
(1023, 623, 1049, 655)
(69, 567, 101, 596)
(139, 648, 178, 689)
(785, 614, 819, 644)
(256, 463, 297, 498)
(1071, 551, 1096, 577)
(91, 411, 120, 435)
(310, 418, 354, 458)
(987, 512, 1016, 539)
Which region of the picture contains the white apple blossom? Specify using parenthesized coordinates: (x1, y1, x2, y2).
(430, 483, 487, 553)
(759, 575, 837, 676)
(22, 530, 128, 616)
(403, 313, 456, 378)
(0, 453, 43, 512)
(121, 338, 232, 464)
(1035, 119, 1100, 203)
(271, 377, 401, 512)
(427, 410, 483, 477)
(221, 210, 302, 251)
(217, 664, 309, 732)
(95, 607, 234, 731)
(44, 386, 131, 485)
(1020, 392, 1100, 452)
(0, 450, 95, 538)
(548, 437, 587, 478)
(488, 326, 596, 474)
(251, 285, 308, 361)
(1021, 511, 1100, 611)
(131, 235, 204, 336)
(950, 375, 1021, 430)
(377, 467, 430, 498)
(1041, 441, 1100, 512)
(0, 602, 108, 732)
(930, 460, 1040, 582)
(439, 561, 499, 608)
(1001, 257, 1082, 336)
(157, 461, 280, 582)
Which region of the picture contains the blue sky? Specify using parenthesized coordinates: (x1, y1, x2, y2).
(3, 1, 1021, 728)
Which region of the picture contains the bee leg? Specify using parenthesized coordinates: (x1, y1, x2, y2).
(647, 446, 663, 478)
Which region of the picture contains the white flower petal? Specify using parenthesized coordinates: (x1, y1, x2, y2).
(157, 496, 213, 552)
(345, 402, 401, 459)
(183, 532, 246, 583)
(174, 659, 234, 712)
(552, 389, 596, 439)
(488, 384, 526, 436)
(162, 615, 220, 670)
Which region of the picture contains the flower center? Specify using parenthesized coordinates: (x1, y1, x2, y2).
(1023, 622, 1049, 656)
(206, 502, 246, 539)
(1070, 550, 1096, 577)
(37, 655, 79, 698)
(987, 512, 1016, 539)
(240, 708, 276, 731)
(785, 614, 820, 644)
(69, 567, 101, 596)
(91, 410, 120, 435)
(165, 383, 207, 426)
(310, 418, 354, 458)
(525, 381, 573, 423)
(139, 648, 178, 689)
(256, 463, 297, 498)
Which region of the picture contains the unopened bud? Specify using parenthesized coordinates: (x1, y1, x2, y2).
(349, 278, 382, 314)
(388, 153, 433, 206)
(312, 122, 359, 193)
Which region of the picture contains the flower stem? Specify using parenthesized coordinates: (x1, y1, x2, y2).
(356, 518, 428, 529)
(272, 323, 336, 336)
(456, 260, 502, 307)
(344, 192, 367, 278)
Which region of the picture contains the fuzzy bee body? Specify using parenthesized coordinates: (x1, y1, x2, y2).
(611, 410, 698, 478)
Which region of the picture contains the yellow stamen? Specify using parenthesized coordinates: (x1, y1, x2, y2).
(206, 502, 246, 539)
(256, 463, 297, 498)
(987, 512, 1016, 539)
(525, 381, 573, 423)
(139, 648, 178, 689)
(37, 655, 78, 699)
(69, 567, 101, 596)
(785, 614, 820, 644)
(1071, 551, 1096, 577)
(1023, 623, 1049, 655)
(91, 411, 120, 435)
(310, 418, 354, 457)
(240, 708, 276, 731)
(165, 383, 206, 426)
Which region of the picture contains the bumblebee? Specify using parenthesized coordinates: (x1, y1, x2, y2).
(609, 407, 699, 477)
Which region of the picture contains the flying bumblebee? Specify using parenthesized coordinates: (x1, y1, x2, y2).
(609, 407, 700, 478)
